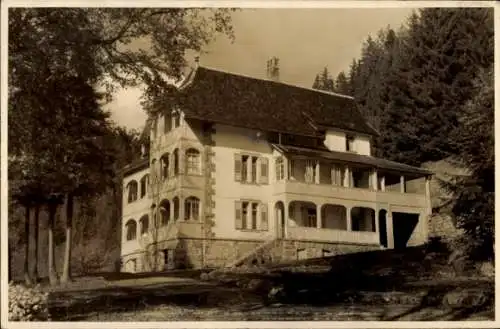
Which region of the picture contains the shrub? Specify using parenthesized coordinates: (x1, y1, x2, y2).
(8, 282, 49, 321)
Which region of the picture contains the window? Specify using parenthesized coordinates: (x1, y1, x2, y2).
(305, 207, 317, 227)
(251, 157, 257, 183)
(164, 113, 171, 133)
(235, 154, 268, 184)
(331, 164, 344, 186)
(251, 203, 258, 229)
(185, 197, 200, 220)
(140, 174, 149, 198)
(173, 149, 179, 175)
(241, 202, 249, 229)
(172, 111, 180, 128)
(241, 155, 249, 182)
(235, 201, 266, 230)
(276, 157, 284, 181)
(125, 220, 137, 241)
(139, 215, 149, 235)
(159, 200, 170, 226)
(305, 160, 316, 183)
(160, 154, 169, 179)
(127, 180, 138, 203)
(186, 149, 200, 175)
(173, 197, 180, 220)
(346, 135, 355, 152)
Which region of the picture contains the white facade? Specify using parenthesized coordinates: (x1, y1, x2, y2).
(120, 112, 432, 272)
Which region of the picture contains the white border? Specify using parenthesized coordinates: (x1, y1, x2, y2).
(1, 1, 499, 328)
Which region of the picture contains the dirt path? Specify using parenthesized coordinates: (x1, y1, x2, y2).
(83, 303, 494, 321)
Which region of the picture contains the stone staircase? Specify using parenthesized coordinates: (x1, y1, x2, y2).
(225, 238, 282, 268)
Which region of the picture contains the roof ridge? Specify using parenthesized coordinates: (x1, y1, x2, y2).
(197, 65, 355, 100)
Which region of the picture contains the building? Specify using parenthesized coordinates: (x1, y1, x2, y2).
(120, 65, 433, 273)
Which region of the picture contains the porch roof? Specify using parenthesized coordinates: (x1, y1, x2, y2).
(272, 144, 433, 177)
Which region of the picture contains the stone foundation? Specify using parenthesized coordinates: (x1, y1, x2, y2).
(121, 238, 382, 272)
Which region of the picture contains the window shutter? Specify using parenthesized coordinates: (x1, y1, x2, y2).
(260, 203, 268, 231)
(259, 157, 269, 184)
(234, 154, 242, 181)
(235, 201, 243, 229)
(331, 166, 336, 185)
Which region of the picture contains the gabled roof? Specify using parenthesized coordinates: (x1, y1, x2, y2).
(172, 66, 379, 137)
(273, 144, 433, 177)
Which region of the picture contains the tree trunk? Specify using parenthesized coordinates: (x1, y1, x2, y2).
(61, 193, 74, 283)
(32, 205, 40, 282)
(48, 202, 59, 286)
(24, 205, 32, 286)
(8, 241, 13, 282)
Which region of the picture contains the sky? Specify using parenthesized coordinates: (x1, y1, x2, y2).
(105, 8, 414, 131)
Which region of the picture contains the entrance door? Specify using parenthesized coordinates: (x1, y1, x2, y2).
(392, 212, 419, 249)
(163, 249, 175, 270)
(378, 210, 388, 248)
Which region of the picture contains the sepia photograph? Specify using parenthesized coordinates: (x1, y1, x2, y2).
(1, 0, 496, 326)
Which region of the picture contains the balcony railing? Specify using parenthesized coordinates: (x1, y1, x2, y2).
(274, 180, 427, 209)
(287, 226, 379, 245)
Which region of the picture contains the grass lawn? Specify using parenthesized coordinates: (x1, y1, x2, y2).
(43, 245, 494, 322)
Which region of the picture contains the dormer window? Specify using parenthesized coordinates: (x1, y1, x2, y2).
(346, 135, 355, 152)
(172, 110, 181, 129)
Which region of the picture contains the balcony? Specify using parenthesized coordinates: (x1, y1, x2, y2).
(274, 180, 427, 209)
(273, 153, 431, 211)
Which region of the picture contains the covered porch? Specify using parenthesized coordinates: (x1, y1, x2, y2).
(274, 200, 425, 249)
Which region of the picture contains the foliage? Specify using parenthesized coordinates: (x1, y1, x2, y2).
(312, 67, 334, 92)
(8, 283, 49, 321)
(312, 8, 493, 167)
(441, 67, 494, 261)
(311, 8, 494, 260)
(8, 8, 233, 282)
(9, 8, 235, 109)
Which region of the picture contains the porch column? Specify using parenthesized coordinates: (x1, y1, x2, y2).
(386, 212, 394, 249)
(283, 156, 289, 181)
(424, 175, 432, 242)
(315, 161, 320, 184)
(343, 166, 350, 187)
(247, 157, 252, 183)
(316, 204, 322, 229)
(425, 175, 432, 215)
(374, 208, 379, 234)
(400, 175, 406, 193)
(283, 201, 289, 239)
(372, 169, 378, 191)
(346, 206, 352, 231)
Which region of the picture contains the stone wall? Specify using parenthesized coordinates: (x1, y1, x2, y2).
(121, 238, 382, 272)
(276, 240, 380, 262)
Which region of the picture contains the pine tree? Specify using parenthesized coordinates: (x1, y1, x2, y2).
(443, 67, 494, 260)
(382, 8, 493, 165)
(334, 71, 351, 95)
(311, 67, 334, 92)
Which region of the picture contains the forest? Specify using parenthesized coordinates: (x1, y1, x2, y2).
(8, 7, 494, 287)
